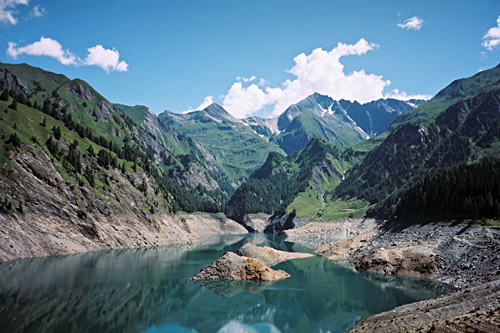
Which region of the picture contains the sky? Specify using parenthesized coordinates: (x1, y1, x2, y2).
(0, 0, 499, 118)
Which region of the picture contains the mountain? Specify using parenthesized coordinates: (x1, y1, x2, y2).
(114, 103, 232, 194)
(334, 64, 500, 218)
(344, 98, 426, 137)
(158, 104, 284, 185)
(224, 138, 368, 224)
(274, 93, 368, 154)
(273, 93, 423, 154)
(241, 116, 279, 139)
(0, 62, 229, 224)
(390, 64, 500, 128)
(226, 65, 500, 224)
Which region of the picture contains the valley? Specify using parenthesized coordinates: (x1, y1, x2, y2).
(0, 60, 499, 332)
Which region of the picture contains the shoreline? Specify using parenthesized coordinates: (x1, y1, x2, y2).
(0, 213, 248, 264)
(285, 218, 500, 332)
(2, 213, 499, 331)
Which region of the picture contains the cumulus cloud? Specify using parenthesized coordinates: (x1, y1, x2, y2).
(0, 0, 29, 25)
(6, 36, 128, 73)
(482, 15, 500, 51)
(182, 95, 214, 114)
(83, 45, 128, 73)
(221, 38, 394, 118)
(384, 89, 432, 101)
(397, 16, 423, 31)
(215, 38, 429, 118)
(7, 37, 77, 65)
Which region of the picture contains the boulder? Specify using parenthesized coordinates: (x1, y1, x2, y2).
(235, 242, 313, 266)
(191, 252, 290, 281)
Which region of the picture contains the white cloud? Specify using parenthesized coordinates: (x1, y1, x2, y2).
(6, 37, 129, 73)
(384, 89, 432, 101)
(182, 95, 214, 114)
(223, 82, 269, 118)
(482, 15, 500, 51)
(29, 4, 44, 18)
(217, 38, 429, 118)
(236, 76, 256, 82)
(397, 16, 423, 31)
(0, 0, 29, 25)
(83, 45, 128, 73)
(221, 38, 395, 118)
(7, 37, 77, 65)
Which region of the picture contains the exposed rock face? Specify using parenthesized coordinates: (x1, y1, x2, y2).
(290, 220, 500, 332)
(354, 247, 445, 279)
(0, 213, 247, 263)
(235, 242, 313, 266)
(67, 81, 97, 101)
(264, 213, 310, 234)
(191, 242, 313, 281)
(313, 219, 379, 257)
(191, 252, 290, 281)
(351, 279, 500, 333)
(238, 214, 271, 232)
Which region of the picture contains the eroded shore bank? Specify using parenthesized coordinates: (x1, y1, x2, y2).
(0, 213, 247, 263)
(285, 218, 500, 332)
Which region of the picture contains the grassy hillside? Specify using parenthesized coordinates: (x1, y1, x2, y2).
(0, 63, 227, 215)
(334, 65, 500, 219)
(225, 138, 369, 221)
(159, 104, 284, 185)
(275, 110, 366, 154)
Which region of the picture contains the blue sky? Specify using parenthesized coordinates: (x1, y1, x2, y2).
(0, 0, 499, 118)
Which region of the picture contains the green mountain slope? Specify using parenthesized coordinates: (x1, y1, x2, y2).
(275, 93, 368, 154)
(334, 65, 500, 218)
(158, 104, 284, 185)
(226, 65, 500, 226)
(224, 138, 368, 222)
(394, 160, 500, 222)
(0, 62, 226, 218)
(273, 93, 421, 154)
(390, 64, 500, 128)
(114, 103, 233, 196)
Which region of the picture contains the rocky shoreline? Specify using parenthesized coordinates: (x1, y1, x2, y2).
(285, 218, 500, 332)
(0, 213, 247, 263)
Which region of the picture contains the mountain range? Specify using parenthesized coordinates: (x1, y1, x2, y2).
(0, 61, 498, 235)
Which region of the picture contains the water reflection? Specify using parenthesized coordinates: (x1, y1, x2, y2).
(0, 234, 450, 333)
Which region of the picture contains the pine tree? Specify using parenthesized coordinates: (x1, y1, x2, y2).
(9, 133, 21, 147)
(85, 165, 95, 187)
(87, 144, 95, 157)
(8, 99, 17, 110)
(41, 117, 46, 127)
(52, 126, 61, 140)
(0, 89, 8, 101)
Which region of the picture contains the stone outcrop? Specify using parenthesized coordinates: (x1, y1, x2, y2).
(351, 279, 500, 333)
(235, 242, 313, 266)
(354, 247, 445, 279)
(191, 242, 313, 281)
(191, 252, 290, 281)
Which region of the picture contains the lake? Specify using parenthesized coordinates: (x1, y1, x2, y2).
(0, 233, 451, 332)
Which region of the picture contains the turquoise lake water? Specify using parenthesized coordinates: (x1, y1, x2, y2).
(0, 233, 451, 332)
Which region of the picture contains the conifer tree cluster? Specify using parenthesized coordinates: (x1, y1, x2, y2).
(394, 160, 500, 220)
